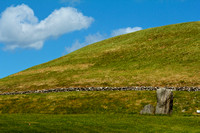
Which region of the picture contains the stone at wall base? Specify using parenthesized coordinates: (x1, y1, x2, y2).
(140, 104, 155, 114)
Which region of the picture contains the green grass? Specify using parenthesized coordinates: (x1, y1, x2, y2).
(0, 21, 200, 92)
(0, 91, 156, 114)
(1, 91, 200, 132)
(1, 91, 200, 115)
(1, 114, 200, 132)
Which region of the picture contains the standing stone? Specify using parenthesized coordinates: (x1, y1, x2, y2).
(155, 88, 173, 114)
(140, 104, 155, 114)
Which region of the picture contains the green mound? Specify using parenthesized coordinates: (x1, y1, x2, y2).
(0, 21, 200, 92)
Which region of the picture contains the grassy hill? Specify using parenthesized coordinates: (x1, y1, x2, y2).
(1, 22, 200, 132)
(0, 21, 200, 92)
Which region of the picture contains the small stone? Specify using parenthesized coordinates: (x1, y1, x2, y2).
(140, 104, 155, 114)
(182, 109, 186, 112)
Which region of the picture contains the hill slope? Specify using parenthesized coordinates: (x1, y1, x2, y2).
(0, 21, 200, 92)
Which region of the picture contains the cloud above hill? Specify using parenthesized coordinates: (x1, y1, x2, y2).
(111, 27, 142, 36)
(0, 4, 93, 50)
(65, 33, 105, 53)
(66, 26, 142, 53)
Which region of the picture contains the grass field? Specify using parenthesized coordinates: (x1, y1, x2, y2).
(1, 91, 200, 132)
(1, 90, 200, 132)
(1, 91, 200, 115)
(0, 21, 200, 92)
(1, 114, 200, 132)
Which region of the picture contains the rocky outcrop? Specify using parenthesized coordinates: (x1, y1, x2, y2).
(155, 88, 173, 114)
(140, 104, 155, 114)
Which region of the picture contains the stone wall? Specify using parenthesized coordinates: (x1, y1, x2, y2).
(0, 86, 200, 95)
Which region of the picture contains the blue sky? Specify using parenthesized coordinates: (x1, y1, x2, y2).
(0, 0, 199, 78)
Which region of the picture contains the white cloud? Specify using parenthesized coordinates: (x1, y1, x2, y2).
(0, 4, 93, 50)
(111, 27, 142, 36)
(65, 26, 143, 53)
(84, 33, 105, 45)
(65, 33, 105, 53)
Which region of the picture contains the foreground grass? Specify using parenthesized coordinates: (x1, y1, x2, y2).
(0, 91, 200, 115)
(1, 91, 199, 132)
(0, 21, 200, 92)
(0, 114, 200, 132)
